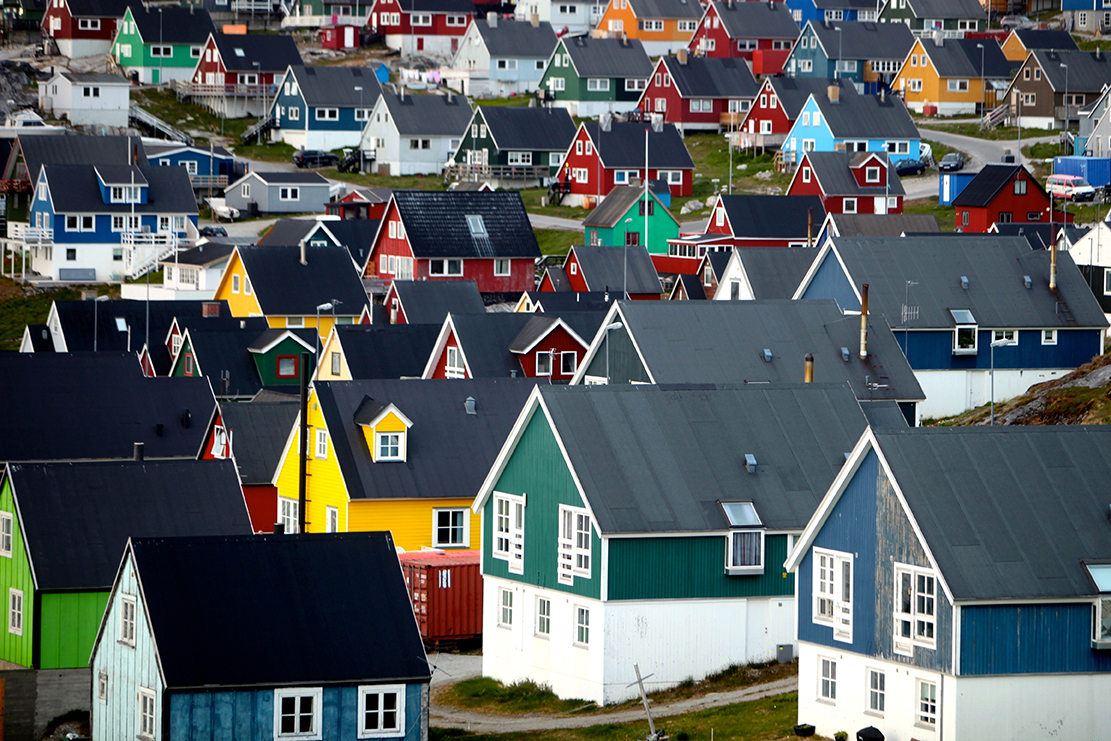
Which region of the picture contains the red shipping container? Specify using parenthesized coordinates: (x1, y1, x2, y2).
(398, 550, 482, 643)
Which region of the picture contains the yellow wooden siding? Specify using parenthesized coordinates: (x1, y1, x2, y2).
(896, 42, 987, 108)
(1001, 36, 1026, 62)
(375, 412, 409, 433)
(273, 389, 351, 533)
(348, 498, 482, 551)
(213, 252, 263, 318)
(317, 334, 352, 381)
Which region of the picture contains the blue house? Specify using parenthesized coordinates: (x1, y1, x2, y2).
(90, 532, 432, 741)
(146, 142, 241, 192)
(786, 425, 1111, 741)
(27, 163, 198, 283)
(784, 20, 914, 92)
(270, 65, 383, 151)
(794, 234, 1108, 419)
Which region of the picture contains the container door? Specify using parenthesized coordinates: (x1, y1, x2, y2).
(943, 174, 950, 203)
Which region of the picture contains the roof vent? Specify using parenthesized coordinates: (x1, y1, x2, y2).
(960, 275, 969, 289)
(841, 346, 851, 361)
(181, 409, 191, 429)
(1024, 274, 1032, 288)
(465, 396, 476, 414)
(762, 348, 773, 362)
(744, 454, 758, 473)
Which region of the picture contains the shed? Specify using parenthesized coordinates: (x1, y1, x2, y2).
(320, 24, 360, 50)
(398, 550, 482, 644)
(939, 171, 977, 206)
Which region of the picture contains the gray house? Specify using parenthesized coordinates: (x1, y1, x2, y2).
(224, 171, 332, 215)
(360, 92, 473, 176)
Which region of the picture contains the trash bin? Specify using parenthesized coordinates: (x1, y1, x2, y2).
(777, 644, 793, 663)
(857, 726, 884, 741)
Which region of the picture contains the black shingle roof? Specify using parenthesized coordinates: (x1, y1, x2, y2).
(23, 324, 53, 351)
(391, 190, 541, 260)
(390, 279, 486, 325)
(65, 0, 128, 17)
(1033, 49, 1111, 93)
(128, 532, 430, 688)
(803, 151, 906, 197)
(397, 0, 473, 11)
(162, 242, 234, 267)
(561, 35, 654, 78)
(45, 164, 196, 214)
(444, 312, 536, 376)
(951, 164, 1038, 207)
(478, 105, 577, 152)
(235, 244, 370, 317)
(521, 291, 617, 312)
(474, 17, 558, 58)
(990, 222, 1055, 250)
(809, 20, 915, 61)
(767, 77, 850, 120)
(568, 244, 663, 295)
(333, 324, 443, 379)
(212, 32, 302, 73)
(245, 171, 330, 186)
(6, 459, 249, 590)
(713, 0, 801, 39)
(670, 273, 706, 300)
(718, 194, 826, 238)
(219, 401, 299, 485)
(583, 120, 694, 169)
(259, 218, 381, 266)
(812, 88, 920, 139)
(382, 93, 472, 136)
(662, 56, 760, 99)
(287, 65, 382, 108)
(734, 248, 819, 300)
(130, 5, 215, 44)
(922, 37, 1017, 79)
(1011, 28, 1078, 52)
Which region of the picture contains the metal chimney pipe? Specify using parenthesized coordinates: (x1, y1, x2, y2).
(804, 353, 814, 383)
(133, 442, 144, 461)
(297, 351, 310, 533)
(299, 238, 307, 266)
(807, 208, 813, 247)
(1050, 236, 1058, 291)
(859, 284, 869, 360)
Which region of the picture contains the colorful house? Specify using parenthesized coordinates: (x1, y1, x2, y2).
(445, 16, 559, 97)
(185, 32, 302, 118)
(90, 532, 432, 741)
(513, 0, 603, 36)
(144, 143, 238, 193)
(785, 0, 880, 28)
(787, 151, 905, 214)
(784, 20, 915, 94)
(538, 35, 654, 118)
(636, 54, 760, 132)
(268, 65, 382, 151)
(951, 164, 1069, 232)
(110, 5, 216, 84)
(542, 243, 663, 299)
(711, 246, 817, 301)
(1002, 49, 1111, 130)
(1000, 27, 1078, 62)
(315, 323, 442, 381)
(876, 0, 984, 38)
(449, 105, 577, 189)
(224, 170, 332, 215)
(738, 76, 846, 149)
(368, 0, 475, 57)
(687, 0, 800, 74)
(42, 0, 128, 59)
(168, 326, 317, 398)
(382, 278, 485, 325)
(596, 0, 703, 56)
(583, 184, 680, 266)
(894, 36, 1017, 115)
(360, 91, 473, 177)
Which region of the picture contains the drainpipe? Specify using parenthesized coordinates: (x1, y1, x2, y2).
(297, 351, 310, 533)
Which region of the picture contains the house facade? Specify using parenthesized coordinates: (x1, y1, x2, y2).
(224, 171, 332, 215)
(38, 72, 130, 127)
(368, 0, 475, 57)
(445, 17, 558, 97)
(110, 5, 216, 84)
(537, 35, 654, 118)
(185, 32, 302, 118)
(687, 0, 799, 75)
(583, 184, 680, 262)
(737, 77, 844, 149)
(448, 105, 576, 189)
(269, 65, 382, 151)
(784, 20, 914, 94)
(1002, 49, 1111, 129)
(876, 0, 984, 37)
(513, 0, 603, 36)
(42, 0, 129, 59)
(360, 92, 472, 177)
(951, 164, 1070, 232)
(786, 151, 905, 215)
(596, 0, 702, 56)
(894, 37, 1016, 115)
(635, 54, 759, 132)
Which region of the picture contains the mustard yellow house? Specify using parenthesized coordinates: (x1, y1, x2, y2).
(596, 0, 702, 56)
(895, 37, 1018, 116)
(314, 324, 443, 382)
(271, 377, 539, 550)
(213, 243, 371, 340)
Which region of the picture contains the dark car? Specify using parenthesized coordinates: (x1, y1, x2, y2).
(895, 158, 928, 177)
(293, 150, 340, 168)
(938, 152, 965, 172)
(199, 225, 228, 238)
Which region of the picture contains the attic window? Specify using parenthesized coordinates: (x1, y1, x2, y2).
(465, 215, 488, 237)
(721, 501, 764, 576)
(234, 48, 245, 57)
(1087, 564, 1111, 646)
(950, 309, 977, 355)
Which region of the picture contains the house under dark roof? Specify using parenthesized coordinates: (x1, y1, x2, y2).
(382, 93, 473, 136)
(951, 164, 1041, 208)
(521, 291, 617, 313)
(259, 218, 381, 266)
(8, 135, 146, 182)
(508, 311, 606, 352)
(391, 190, 541, 261)
(713, 0, 800, 39)
(478, 105, 577, 152)
(561, 35, 653, 79)
(474, 17, 558, 58)
(49, 299, 240, 355)
(288, 65, 383, 108)
(670, 273, 706, 300)
(734, 248, 818, 300)
(440, 312, 537, 377)
(923, 37, 1016, 79)
(130, 4, 215, 43)
(219, 401, 300, 485)
(389, 279, 486, 325)
(568, 244, 664, 296)
(902, 0, 984, 19)
(990, 222, 1056, 250)
(45, 164, 197, 215)
(1033, 49, 1111, 93)
(827, 212, 940, 237)
(1011, 28, 1079, 53)
(333, 324, 443, 379)
(235, 244, 371, 317)
(22, 324, 54, 352)
(161, 242, 235, 268)
(663, 56, 760, 99)
(813, 88, 920, 140)
(212, 32, 302, 72)
(803, 151, 907, 197)
(810, 19, 915, 61)
(718, 194, 826, 238)
(180, 326, 315, 398)
(583, 185, 677, 228)
(583, 120, 694, 169)
(767, 77, 851, 119)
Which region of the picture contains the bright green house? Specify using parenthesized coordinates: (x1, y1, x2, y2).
(111, 5, 216, 84)
(582, 184, 680, 257)
(538, 35, 653, 118)
(0, 460, 249, 669)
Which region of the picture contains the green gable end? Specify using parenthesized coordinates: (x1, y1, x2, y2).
(254, 336, 314, 386)
(0, 476, 34, 668)
(39, 591, 110, 669)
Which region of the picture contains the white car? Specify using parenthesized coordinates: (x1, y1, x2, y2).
(1046, 174, 1096, 202)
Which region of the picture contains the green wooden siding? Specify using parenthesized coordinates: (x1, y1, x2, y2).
(0, 477, 34, 667)
(583, 323, 650, 383)
(607, 534, 795, 600)
(38, 591, 110, 669)
(584, 191, 680, 256)
(112, 9, 204, 72)
(483, 409, 601, 600)
(254, 337, 315, 386)
(171, 337, 194, 377)
(540, 42, 642, 104)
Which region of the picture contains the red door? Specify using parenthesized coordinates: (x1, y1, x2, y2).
(417, 37, 424, 50)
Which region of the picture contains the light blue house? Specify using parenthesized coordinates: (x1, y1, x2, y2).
(90, 532, 432, 741)
(269, 65, 383, 151)
(446, 17, 558, 97)
(784, 20, 914, 93)
(781, 84, 920, 166)
(787, 425, 1111, 741)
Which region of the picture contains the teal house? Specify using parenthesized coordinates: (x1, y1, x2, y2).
(111, 5, 216, 84)
(582, 184, 680, 257)
(538, 35, 653, 118)
(473, 382, 874, 705)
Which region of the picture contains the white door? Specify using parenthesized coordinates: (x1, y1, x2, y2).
(874, 196, 887, 214)
(344, 26, 354, 47)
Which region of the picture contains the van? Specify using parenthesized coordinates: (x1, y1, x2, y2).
(1046, 174, 1096, 201)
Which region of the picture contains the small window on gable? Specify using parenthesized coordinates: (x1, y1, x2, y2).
(493, 491, 526, 574)
(359, 403, 413, 463)
(721, 501, 764, 575)
(894, 563, 936, 655)
(1087, 563, 1111, 646)
(557, 504, 592, 584)
(865, 166, 880, 183)
(0, 512, 12, 558)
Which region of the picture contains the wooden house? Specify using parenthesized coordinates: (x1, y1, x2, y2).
(446, 17, 559, 97)
(1062, 222, 1111, 321)
(513, 0, 602, 35)
(144, 143, 238, 195)
(324, 186, 393, 220)
(37, 71, 130, 127)
(687, 0, 799, 74)
(635, 53, 760, 132)
(367, 0, 475, 57)
(449, 105, 577, 189)
(268, 65, 382, 151)
(894, 36, 1017, 115)
(785, 0, 880, 27)
(876, 0, 984, 38)
(110, 5, 216, 84)
(701, 193, 825, 247)
(541, 243, 663, 299)
(185, 32, 302, 118)
(168, 326, 316, 398)
(786, 151, 905, 215)
(224, 171, 332, 215)
(596, 0, 703, 56)
(951, 164, 1069, 232)
(583, 184, 680, 271)
(738, 77, 847, 150)
(383, 279, 485, 325)
(315, 323, 443, 381)
(259, 218, 381, 269)
(1002, 49, 1111, 129)
(712, 247, 818, 301)
(421, 312, 535, 378)
(784, 20, 914, 94)
(537, 35, 654, 118)
(360, 91, 473, 177)
(42, 0, 128, 58)
(1000, 28, 1078, 61)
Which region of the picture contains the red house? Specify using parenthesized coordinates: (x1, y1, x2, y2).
(554, 120, 694, 208)
(636, 53, 760, 132)
(188, 32, 302, 118)
(365, 190, 541, 296)
(787, 151, 905, 215)
(508, 313, 601, 380)
(324, 186, 393, 220)
(738, 77, 846, 146)
(421, 312, 533, 378)
(952, 164, 1072, 233)
(368, 0, 474, 57)
(542, 244, 663, 299)
(382, 279, 485, 325)
(687, 0, 798, 74)
(42, 0, 129, 59)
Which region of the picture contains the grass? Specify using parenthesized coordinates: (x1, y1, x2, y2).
(1023, 141, 1063, 160)
(921, 138, 966, 163)
(918, 122, 1057, 141)
(132, 87, 252, 142)
(535, 228, 580, 256)
(0, 278, 80, 351)
(903, 197, 953, 232)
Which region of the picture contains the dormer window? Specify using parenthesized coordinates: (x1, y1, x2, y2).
(466, 215, 487, 237)
(110, 186, 141, 203)
(1086, 563, 1111, 647)
(950, 309, 977, 355)
(377, 431, 403, 460)
(355, 400, 413, 463)
(721, 501, 764, 575)
(865, 166, 880, 183)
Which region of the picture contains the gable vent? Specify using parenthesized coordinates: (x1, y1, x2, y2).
(744, 454, 757, 473)
(762, 348, 773, 362)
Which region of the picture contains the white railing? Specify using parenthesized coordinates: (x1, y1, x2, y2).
(122, 231, 180, 278)
(10, 222, 53, 242)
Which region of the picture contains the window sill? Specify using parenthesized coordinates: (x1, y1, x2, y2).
(913, 721, 937, 732)
(726, 566, 765, 576)
(863, 709, 884, 719)
(118, 640, 136, 649)
(952, 349, 978, 356)
(815, 697, 835, 707)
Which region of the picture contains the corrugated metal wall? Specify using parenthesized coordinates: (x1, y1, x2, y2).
(401, 558, 482, 642)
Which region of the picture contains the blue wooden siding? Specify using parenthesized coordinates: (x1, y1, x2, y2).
(149, 150, 236, 178)
(898, 329, 1103, 371)
(273, 82, 307, 132)
(95, 179, 149, 205)
(960, 603, 1111, 675)
(800, 250, 859, 310)
(582, 324, 650, 383)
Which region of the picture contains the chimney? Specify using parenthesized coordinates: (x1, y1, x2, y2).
(859, 283, 869, 360)
(240, 319, 246, 329)
(465, 396, 477, 414)
(804, 353, 814, 383)
(487, 10, 497, 27)
(807, 207, 813, 247)
(677, 47, 688, 65)
(827, 84, 840, 104)
(299, 238, 307, 265)
(531, 13, 539, 26)
(1050, 233, 1058, 290)
(932, 28, 943, 46)
(133, 442, 144, 461)
(274, 523, 285, 535)
(880, 87, 886, 102)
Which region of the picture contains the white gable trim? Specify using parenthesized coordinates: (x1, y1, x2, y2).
(568, 302, 656, 385)
(420, 313, 473, 379)
(512, 316, 590, 355)
(791, 239, 860, 305)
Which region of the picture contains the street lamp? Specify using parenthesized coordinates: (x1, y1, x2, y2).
(604, 321, 623, 384)
(623, 217, 632, 298)
(976, 43, 985, 117)
(157, 8, 163, 86)
(354, 85, 364, 173)
(253, 61, 262, 128)
(989, 337, 1011, 425)
(1061, 62, 1069, 132)
(835, 27, 843, 79)
(92, 294, 109, 352)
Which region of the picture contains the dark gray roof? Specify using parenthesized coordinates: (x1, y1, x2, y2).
(1033, 50, 1111, 93)
(333, 324, 443, 379)
(539, 383, 872, 533)
(718, 194, 826, 238)
(145, 143, 234, 159)
(671, 273, 706, 300)
(161, 243, 234, 267)
(713, 0, 799, 38)
(561, 35, 653, 79)
(873, 426, 1111, 601)
(445, 312, 536, 376)
(568, 244, 663, 295)
(16, 135, 146, 182)
(259, 218, 381, 266)
(707, 250, 731, 281)
(130, 532, 430, 689)
(829, 213, 939, 236)
(990, 222, 1056, 250)
(610, 299, 925, 401)
(235, 244, 370, 317)
(246, 171, 330, 186)
(60, 72, 128, 85)
(382, 93, 472, 136)
(129, 5, 216, 44)
(662, 56, 760, 99)
(735, 248, 818, 300)
(768, 77, 850, 119)
(812, 88, 920, 140)
(541, 267, 570, 292)
(809, 20, 915, 61)
(390, 279, 485, 325)
(522, 291, 617, 312)
(6, 459, 250, 591)
(95, 164, 148, 185)
(219, 401, 299, 485)
(257, 218, 316, 246)
(397, 0, 474, 11)
(508, 311, 604, 351)
(583, 120, 694, 169)
(951, 164, 1038, 207)
(185, 327, 313, 398)
(627, 0, 702, 19)
(904, 0, 984, 18)
(583, 185, 677, 228)
(803, 151, 907, 197)
(315, 378, 539, 501)
(287, 66, 382, 108)
(1012, 28, 1078, 52)
(478, 106, 577, 152)
(391, 190, 541, 260)
(212, 32, 302, 73)
(65, 0, 128, 16)
(23, 324, 53, 351)
(922, 37, 1017, 79)
(474, 18, 558, 58)
(826, 235, 1108, 328)
(45, 164, 196, 214)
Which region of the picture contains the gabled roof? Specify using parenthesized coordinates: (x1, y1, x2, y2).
(129, 4, 216, 44)
(331, 324, 443, 379)
(6, 459, 249, 591)
(160, 242, 234, 268)
(718, 194, 826, 238)
(233, 244, 371, 317)
(0, 353, 217, 462)
(211, 32, 302, 73)
(315, 377, 539, 502)
(801, 151, 907, 197)
(560, 35, 654, 79)
(670, 273, 706, 300)
(22, 324, 54, 352)
(126, 532, 430, 688)
(287, 65, 382, 108)
(811, 89, 920, 140)
(583, 185, 679, 229)
(45, 164, 197, 214)
(733, 248, 819, 300)
(661, 56, 760, 99)
(15, 135, 146, 182)
(436, 312, 537, 377)
(519, 291, 617, 313)
(1010, 28, 1078, 52)
(390, 190, 541, 260)
(218, 401, 300, 485)
(236, 171, 330, 186)
(478, 105, 577, 152)
(64, 0, 128, 17)
(259, 218, 380, 266)
(989, 221, 1056, 250)
(568, 244, 664, 295)
(59, 72, 129, 85)
(582, 120, 694, 169)
(381, 93, 472, 136)
(809, 20, 915, 61)
(388, 279, 486, 325)
(145, 143, 234, 160)
(1032, 50, 1111, 93)
(712, 0, 799, 38)
(473, 18, 558, 58)
(902, 0, 984, 19)
(395, 0, 473, 12)
(919, 37, 1017, 79)
(540, 267, 570, 292)
(176, 327, 265, 398)
(627, 0, 702, 19)
(827, 212, 940, 237)
(707, 250, 731, 281)
(508, 311, 604, 352)
(951, 164, 1039, 207)
(767, 77, 850, 120)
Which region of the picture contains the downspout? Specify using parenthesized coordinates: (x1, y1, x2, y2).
(297, 351, 310, 533)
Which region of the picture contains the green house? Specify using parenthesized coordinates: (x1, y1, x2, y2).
(582, 184, 680, 256)
(169, 327, 316, 399)
(0, 460, 249, 669)
(449, 105, 578, 189)
(538, 35, 653, 118)
(876, 0, 984, 37)
(111, 5, 216, 84)
(472, 382, 874, 705)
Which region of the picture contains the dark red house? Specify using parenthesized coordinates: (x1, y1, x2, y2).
(368, 0, 474, 57)
(636, 53, 760, 132)
(42, 0, 129, 60)
(508, 313, 603, 380)
(738, 77, 847, 145)
(382, 279, 485, 325)
(952, 164, 1072, 233)
(786, 151, 905, 215)
(189, 33, 302, 118)
(324, 187, 393, 220)
(543, 244, 664, 300)
(687, 0, 798, 74)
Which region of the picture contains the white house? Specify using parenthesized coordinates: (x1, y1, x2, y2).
(38, 72, 130, 128)
(445, 16, 557, 97)
(360, 91, 471, 176)
(119, 241, 238, 301)
(513, 0, 602, 36)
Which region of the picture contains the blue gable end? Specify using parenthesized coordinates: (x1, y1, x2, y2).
(801, 248, 860, 310)
(273, 79, 307, 133)
(150, 149, 236, 179)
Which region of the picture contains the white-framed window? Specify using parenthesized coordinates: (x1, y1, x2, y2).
(280, 187, 300, 201)
(191, 45, 202, 57)
(445, 13, 467, 25)
(430, 259, 463, 276)
(493, 492, 525, 573)
(865, 166, 880, 183)
(138, 687, 156, 739)
(586, 78, 610, 91)
(549, 77, 565, 91)
(507, 151, 532, 165)
(98, 671, 108, 702)
(536, 596, 551, 636)
(858, 9, 875, 20)
(150, 45, 172, 57)
(120, 596, 137, 646)
(326, 506, 339, 533)
(242, 183, 251, 199)
(947, 79, 969, 92)
(279, 496, 299, 533)
(819, 657, 836, 701)
(868, 669, 885, 714)
(0, 512, 12, 558)
(659, 170, 683, 184)
(572, 167, 588, 182)
(315, 429, 328, 459)
(614, 169, 638, 184)
(78, 17, 100, 29)
(1042, 329, 1058, 345)
(536, 351, 552, 376)
(287, 316, 304, 328)
(736, 39, 757, 51)
(677, 19, 697, 31)
(813, 548, 853, 642)
(824, 9, 842, 20)
(886, 140, 910, 155)
(638, 19, 663, 30)
(445, 346, 465, 378)
(625, 78, 646, 91)
(574, 605, 590, 645)
(909, 79, 923, 92)
(498, 587, 513, 626)
(917, 680, 938, 727)
(558, 504, 592, 584)
(992, 329, 1018, 346)
(274, 687, 322, 739)
(536, 59, 546, 71)
(871, 59, 900, 73)
(957, 19, 976, 29)
(835, 60, 856, 73)
(798, 59, 813, 72)
(894, 563, 936, 654)
(843, 197, 857, 214)
(315, 107, 339, 121)
(494, 258, 511, 276)
(376, 431, 404, 462)
(561, 351, 577, 375)
(412, 12, 432, 24)
(722, 501, 764, 575)
(1079, 11, 1089, 25)
(1022, 92, 1036, 106)
(433, 508, 468, 547)
(802, 166, 811, 183)
(211, 425, 229, 459)
(8, 588, 21, 636)
(951, 309, 977, 354)
(357, 685, 404, 738)
(690, 99, 713, 112)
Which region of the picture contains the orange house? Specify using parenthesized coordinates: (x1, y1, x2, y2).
(596, 0, 702, 56)
(894, 37, 1015, 116)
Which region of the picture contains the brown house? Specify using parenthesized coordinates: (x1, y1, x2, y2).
(1004, 49, 1111, 129)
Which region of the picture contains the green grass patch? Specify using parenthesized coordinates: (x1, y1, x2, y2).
(0, 279, 80, 352)
(439, 678, 595, 715)
(922, 138, 966, 163)
(132, 87, 252, 141)
(1022, 140, 1062, 160)
(124, 270, 164, 285)
(903, 197, 952, 232)
(918, 122, 1057, 141)
(471, 95, 533, 108)
(535, 228, 580, 256)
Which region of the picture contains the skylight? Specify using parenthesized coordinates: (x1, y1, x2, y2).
(114, 317, 127, 332)
(465, 214, 487, 237)
(949, 309, 976, 325)
(721, 501, 761, 527)
(1087, 564, 1111, 592)
(234, 48, 245, 57)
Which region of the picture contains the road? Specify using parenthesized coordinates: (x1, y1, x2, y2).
(903, 128, 1062, 199)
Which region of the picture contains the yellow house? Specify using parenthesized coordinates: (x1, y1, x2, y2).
(1000, 28, 1078, 63)
(272, 377, 538, 551)
(212, 243, 370, 340)
(596, 0, 702, 56)
(894, 37, 1014, 116)
(314, 323, 444, 382)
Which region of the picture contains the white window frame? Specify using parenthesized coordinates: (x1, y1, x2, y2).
(843, 197, 857, 214)
(494, 258, 511, 277)
(376, 431, 405, 462)
(357, 685, 405, 739)
(726, 530, 764, 575)
(865, 166, 880, 183)
(909, 79, 923, 92)
(625, 78, 646, 91)
(429, 258, 463, 277)
(120, 596, 137, 646)
(326, 506, 339, 533)
(8, 588, 21, 636)
(917, 679, 938, 727)
(445, 345, 466, 378)
(558, 504, 592, 584)
(868, 668, 885, 714)
(280, 187, 300, 202)
(274, 687, 323, 740)
(0, 513, 12, 558)
(411, 12, 432, 24)
(894, 563, 937, 655)
(819, 656, 836, 702)
(315, 107, 339, 121)
(138, 687, 156, 739)
(498, 587, 513, 626)
(98, 671, 108, 702)
(574, 605, 590, 645)
(560, 351, 577, 375)
(242, 183, 251, 199)
(813, 548, 853, 642)
(493, 492, 525, 574)
(1042, 329, 1058, 345)
(586, 78, 610, 92)
(947, 79, 969, 92)
(78, 17, 100, 29)
(536, 351, 553, 376)
(432, 507, 469, 548)
(315, 429, 328, 460)
(992, 329, 1018, 346)
(507, 151, 532, 165)
(279, 496, 299, 534)
(536, 596, 551, 636)
(660, 170, 683, 184)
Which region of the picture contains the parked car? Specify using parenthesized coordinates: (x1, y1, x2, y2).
(293, 150, 340, 168)
(895, 158, 928, 177)
(1046, 173, 1096, 201)
(938, 153, 965, 171)
(199, 225, 228, 238)
(1000, 14, 1035, 28)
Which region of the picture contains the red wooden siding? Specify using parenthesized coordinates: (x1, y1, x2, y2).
(515, 324, 586, 379)
(428, 330, 465, 378)
(243, 484, 279, 533)
(739, 80, 793, 135)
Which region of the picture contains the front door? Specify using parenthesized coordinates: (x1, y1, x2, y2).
(344, 26, 354, 47)
(874, 196, 887, 214)
(152, 68, 160, 84)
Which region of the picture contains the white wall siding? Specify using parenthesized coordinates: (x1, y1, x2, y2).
(914, 368, 1070, 419)
(952, 673, 1111, 740)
